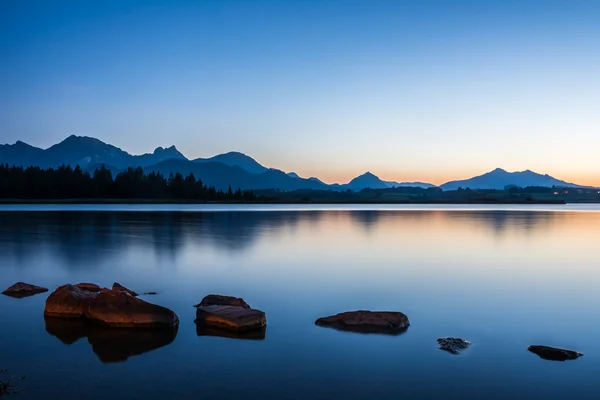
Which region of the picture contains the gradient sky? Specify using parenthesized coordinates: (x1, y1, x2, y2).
(1, 0, 599, 185)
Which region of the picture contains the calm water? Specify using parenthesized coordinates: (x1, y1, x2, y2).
(1, 205, 599, 399)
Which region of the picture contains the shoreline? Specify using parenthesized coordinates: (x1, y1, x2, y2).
(0, 199, 568, 205)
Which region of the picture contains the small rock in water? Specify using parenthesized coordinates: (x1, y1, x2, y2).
(195, 305, 266, 332)
(143, 292, 158, 295)
(437, 337, 471, 354)
(315, 311, 410, 334)
(194, 294, 251, 309)
(2, 282, 49, 298)
(528, 345, 583, 361)
(0, 369, 25, 397)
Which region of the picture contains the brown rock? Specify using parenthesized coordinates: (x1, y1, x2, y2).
(112, 282, 138, 297)
(315, 310, 410, 334)
(83, 288, 178, 328)
(528, 345, 583, 361)
(75, 283, 102, 292)
(2, 282, 48, 298)
(44, 284, 98, 318)
(195, 305, 266, 332)
(194, 294, 250, 309)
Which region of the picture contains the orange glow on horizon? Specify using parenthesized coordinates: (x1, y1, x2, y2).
(294, 169, 600, 188)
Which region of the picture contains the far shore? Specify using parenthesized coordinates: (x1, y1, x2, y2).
(0, 198, 568, 205)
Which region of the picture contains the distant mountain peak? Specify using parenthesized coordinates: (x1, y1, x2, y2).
(440, 167, 587, 190)
(153, 145, 182, 154)
(193, 151, 268, 174)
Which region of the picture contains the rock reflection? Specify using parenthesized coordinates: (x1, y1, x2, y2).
(195, 323, 266, 340)
(44, 317, 178, 363)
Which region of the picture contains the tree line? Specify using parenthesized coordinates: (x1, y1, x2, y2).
(0, 164, 256, 201)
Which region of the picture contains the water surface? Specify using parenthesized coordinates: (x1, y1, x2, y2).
(1, 205, 599, 399)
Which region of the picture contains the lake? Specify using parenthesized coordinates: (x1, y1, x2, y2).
(1, 204, 599, 399)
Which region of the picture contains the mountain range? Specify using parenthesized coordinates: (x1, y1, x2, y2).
(0, 135, 593, 191)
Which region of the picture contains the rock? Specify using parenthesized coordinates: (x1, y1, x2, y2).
(143, 292, 158, 295)
(44, 284, 98, 318)
(438, 337, 471, 354)
(2, 282, 48, 298)
(75, 283, 102, 292)
(44, 316, 178, 363)
(84, 288, 178, 328)
(315, 311, 410, 334)
(112, 282, 138, 297)
(194, 294, 250, 309)
(528, 345, 583, 361)
(195, 305, 266, 332)
(44, 285, 178, 329)
(0, 369, 25, 397)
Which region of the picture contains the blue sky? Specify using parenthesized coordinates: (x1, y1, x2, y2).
(1, 0, 599, 185)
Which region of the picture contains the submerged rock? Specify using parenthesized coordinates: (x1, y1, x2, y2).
(438, 337, 471, 354)
(2, 282, 48, 298)
(0, 369, 26, 397)
(44, 284, 98, 318)
(315, 311, 410, 334)
(75, 283, 102, 292)
(84, 288, 178, 328)
(143, 292, 158, 295)
(195, 305, 266, 332)
(528, 345, 583, 361)
(194, 294, 250, 309)
(112, 282, 138, 297)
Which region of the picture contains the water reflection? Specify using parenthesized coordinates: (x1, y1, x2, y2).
(44, 317, 178, 363)
(0, 210, 583, 269)
(195, 324, 266, 340)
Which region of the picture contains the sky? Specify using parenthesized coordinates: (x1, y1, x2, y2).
(1, 0, 599, 186)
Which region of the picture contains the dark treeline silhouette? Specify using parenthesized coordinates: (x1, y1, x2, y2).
(0, 164, 256, 201)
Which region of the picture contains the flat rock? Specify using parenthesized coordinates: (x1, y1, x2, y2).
(315, 311, 410, 334)
(2, 282, 49, 298)
(194, 294, 250, 309)
(438, 337, 471, 354)
(44, 284, 98, 318)
(84, 288, 178, 328)
(112, 282, 138, 297)
(528, 345, 583, 361)
(75, 283, 102, 292)
(195, 305, 266, 332)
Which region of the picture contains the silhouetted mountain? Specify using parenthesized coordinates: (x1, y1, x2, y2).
(0, 140, 44, 167)
(0, 135, 187, 169)
(135, 145, 186, 166)
(144, 159, 329, 191)
(343, 172, 392, 191)
(384, 180, 437, 189)
(194, 151, 268, 174)
(2, 136, 593, 192)
(440, 168, 588, 190)
(42, 135, 132, 168)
